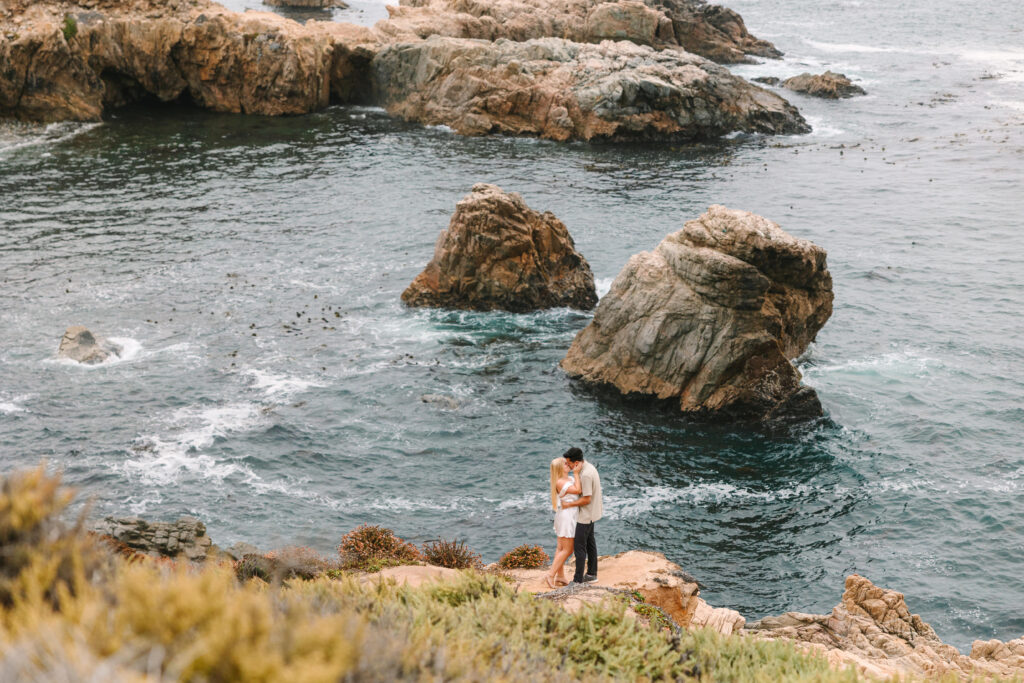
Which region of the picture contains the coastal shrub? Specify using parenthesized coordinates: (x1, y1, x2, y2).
(61, 14, 77, 41)
(337, 524, 422, 571)
(497, 543, 549, 569)
(0, 468, 881, 682)
(421, 538, 482, 569)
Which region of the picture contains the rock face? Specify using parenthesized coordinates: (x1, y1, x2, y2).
(57, 325, 122, 364)
(372, 37, 808, 141)
(561, 205, 833, 422)
(749, 574, 1024, 680)
(93, 516, 213, 562)
(508, 550, 745, 635)
(782, 71, 866, 99)
(403, 184, 597, 311)
(381, 0, 781, 64)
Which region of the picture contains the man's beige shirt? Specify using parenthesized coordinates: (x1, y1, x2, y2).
(578, 461, 602, 524)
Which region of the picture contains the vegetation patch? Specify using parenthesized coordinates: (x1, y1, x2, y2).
(421, 538, 482, 569)
(337, 524, 423, 571)
(61, 14, 77, 42)
(498, 543, 550, 569)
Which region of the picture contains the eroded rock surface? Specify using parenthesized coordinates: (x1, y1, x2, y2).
(403, 183, 597, 311)
(561, 205, 832, 422)
(372, 36, 808, 141)
(93, 516, 213, 562)
(265, 0, 348, 7)
(749, 574, 1024, 680)
(783, 71, 866, 99)
(380, 0, 781, 63)
(57, 325, 122, 364)
(508, 550, 744, 635)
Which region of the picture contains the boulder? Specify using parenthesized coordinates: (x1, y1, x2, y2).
(782, 71, 866, 99)
(748, 575, 1024, 680)
(372, 36, 809, 141)
(57, 325, 122, 364)
(402, 183, 597, 311)
(561, 205, 833, 422)
(381, 0, 781, 63)
(92, 516, 213, 562)
(508, 550, 744, 635)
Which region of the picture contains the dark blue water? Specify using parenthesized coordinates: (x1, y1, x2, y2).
(2, 0, 1023, 651)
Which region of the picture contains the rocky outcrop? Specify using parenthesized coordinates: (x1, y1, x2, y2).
(403, 184, 597, 311)
(508, 550, 744, 635)
(57, 325, 122, 364)
(561, 205, 833, 423)
(380, 0, 781, 64)
(782, 71, 866, 99)
(372, 36, 808, 141)
(749, 575, 1024, 680)
(92, 516, 213, 562)
(0, 0, 373, 122)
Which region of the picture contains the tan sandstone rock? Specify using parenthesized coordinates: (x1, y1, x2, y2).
(92, 516, 213, 562)
(379, 0, 780, 63)
(782, 71, 866, 99)
(57, 325, 122, 364)
(748, 574, 1024, 680)
(371, 36, 808, 141)
(508, 550, 744, 635)
(561, 205, 833, 423)
(402, 183, 598, 312)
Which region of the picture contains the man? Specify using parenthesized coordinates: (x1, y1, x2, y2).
(561, 446, 602, 584)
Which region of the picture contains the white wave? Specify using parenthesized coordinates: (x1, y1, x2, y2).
(802, 349, 939, 377)
(604, 483, 814, 519)
(959, 48, 1024, 67)
(799, 116, 845, 138)
(595, 277, 615, 299)
(244, 368, 323, 401)
(0, 121, 102, 156)
(123, 403, 263, 485)
(0, 400, 26, 414)
(801, 39, 934, 56)
(426, 124, 455, 134)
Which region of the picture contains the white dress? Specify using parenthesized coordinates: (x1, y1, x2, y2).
(553, 479, 579, 538)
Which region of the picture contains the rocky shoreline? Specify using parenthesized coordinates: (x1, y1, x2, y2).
(92, 513, 1024, 680)
(0, 0, 809, 139)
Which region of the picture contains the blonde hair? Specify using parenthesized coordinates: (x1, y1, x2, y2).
(550, 457, 564, 511)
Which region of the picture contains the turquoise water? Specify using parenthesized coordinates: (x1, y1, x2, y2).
(2, 0, 1023, 650)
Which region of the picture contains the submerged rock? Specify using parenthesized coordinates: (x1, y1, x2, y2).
(749, 575, 1024, 680)
(782, 71, 866, 99)
(372, 36, 809, 141)
(561, 205, 833, 423)
(57, 325, 122, 364)
(380, 0, 781, 64)
(93, 516, 213, 562)
(403, 183, 597, 312)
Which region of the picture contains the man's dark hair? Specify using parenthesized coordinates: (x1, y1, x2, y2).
(563, 447, 584, 462)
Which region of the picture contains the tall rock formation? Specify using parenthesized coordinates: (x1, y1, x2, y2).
(561, 205, 833, 423)
(402, 184, 597, 312)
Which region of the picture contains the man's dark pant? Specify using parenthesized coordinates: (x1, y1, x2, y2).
(573, 522, 597, 582)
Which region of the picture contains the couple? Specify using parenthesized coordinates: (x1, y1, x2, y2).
(545, 446, 603, 589)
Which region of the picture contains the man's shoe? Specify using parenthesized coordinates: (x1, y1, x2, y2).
(582, 574, 598, 583)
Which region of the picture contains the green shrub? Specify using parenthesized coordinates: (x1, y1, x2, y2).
(61, 14, 77, 42)
(497, 543, 549, 570)
(421, 538, 481, 569)
(337, 524, 422, 571)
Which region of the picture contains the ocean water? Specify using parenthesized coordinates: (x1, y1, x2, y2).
(2, 0, 1023, 651)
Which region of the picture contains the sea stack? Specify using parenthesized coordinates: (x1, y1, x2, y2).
(561, 205, 833, 423)
(402, 184, 597, 312)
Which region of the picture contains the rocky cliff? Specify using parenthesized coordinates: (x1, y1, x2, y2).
(0, 0, 807, 140)
(561, 205, 833, 423)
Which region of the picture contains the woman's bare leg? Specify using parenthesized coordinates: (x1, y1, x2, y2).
(547, 537, 573, 587)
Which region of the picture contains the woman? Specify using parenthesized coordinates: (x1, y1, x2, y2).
(545, 456, 581, 589)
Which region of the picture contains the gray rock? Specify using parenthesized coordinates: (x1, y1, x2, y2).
(225, 541, 263, 560)
(57, 325, 122, 364)
(782, 71, 866, 99)
(93, 515, 213, 562)
(561, 205, 833, 423)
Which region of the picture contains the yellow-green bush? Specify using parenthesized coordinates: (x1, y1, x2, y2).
(0, 468, 891, 682)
